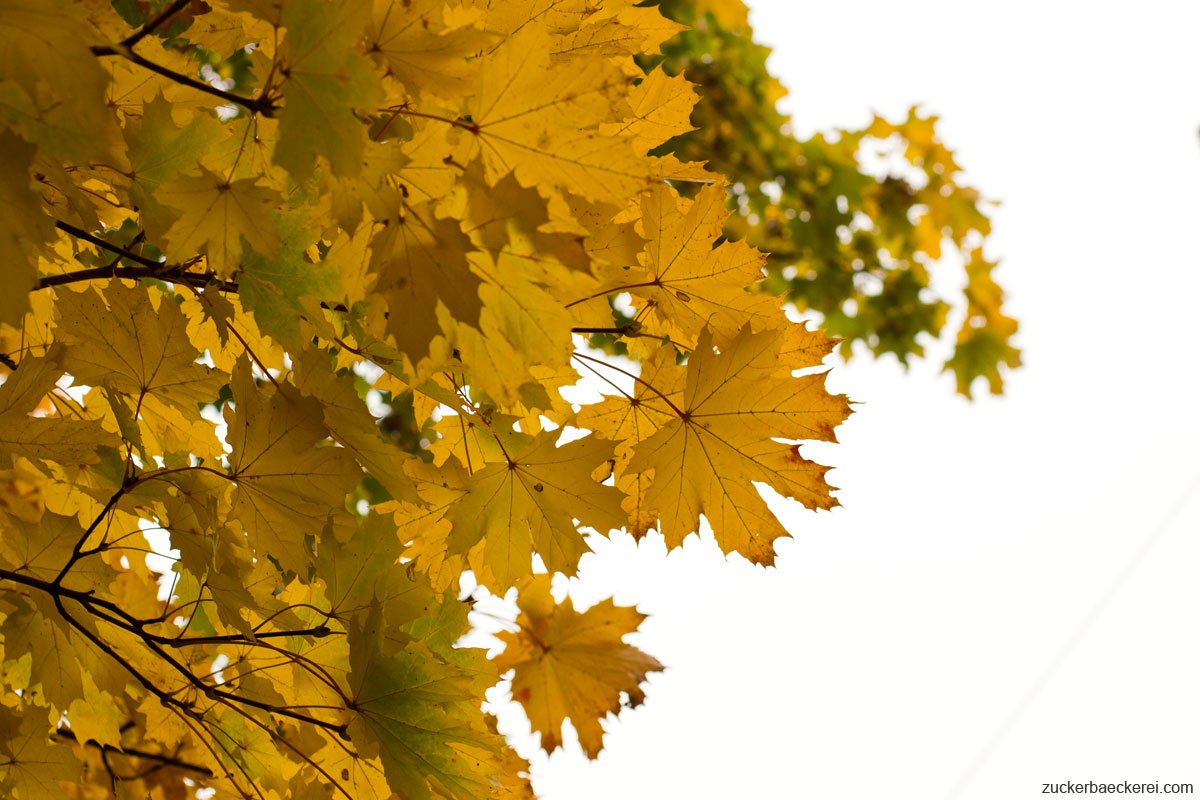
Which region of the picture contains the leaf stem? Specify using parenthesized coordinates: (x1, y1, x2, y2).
(571, 351, 688, 418)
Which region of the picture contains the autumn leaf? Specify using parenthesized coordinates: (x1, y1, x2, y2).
(348, 605, 506, 800)
(622, 325, 850, 564)
(495, 575, 663, 758)
(442, 430, 626, 591)
(0, 131, 52, 325)
(0, 348, 117, 467)
(274, 0, 382, 181)
(122, 94, 225, 239)
(0, 0, 118, 163)
(160, 167, 281, 278)
(225, 358, 360, 575)
(617, 182, 786, 349)
(0, 708, 81, 800)
(54, 281, 225, 421)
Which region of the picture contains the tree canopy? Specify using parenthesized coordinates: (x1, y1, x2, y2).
(0, 1, 993, 798)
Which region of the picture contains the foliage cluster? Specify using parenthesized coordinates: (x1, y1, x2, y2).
(651, 0, 1021, 396)
(0, 1, 853, 798)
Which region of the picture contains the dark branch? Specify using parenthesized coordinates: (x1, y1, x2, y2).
(89, 45, 276, 117)
(48, 221, 239, 292)
(55, 221, 162, 270)
(37, 265, 237, 293)
(121, 0, 192, 48)
(55, 485, 128, 584)
(54, 728, 215, 777)
(571, 326, 638, 335)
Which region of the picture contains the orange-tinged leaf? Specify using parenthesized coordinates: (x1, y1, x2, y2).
(494, 574, 663, 758)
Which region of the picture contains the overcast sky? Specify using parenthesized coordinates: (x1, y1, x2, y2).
(486, 3, 1200, 798)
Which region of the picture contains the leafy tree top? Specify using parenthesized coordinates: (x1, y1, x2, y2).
(0, 1, 852, 798)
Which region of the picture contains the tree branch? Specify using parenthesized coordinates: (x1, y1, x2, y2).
(54, 727, 215, 777)
(54, 221, 163, 270)
(37, 265, 237, 293)
(48, 221, 241, 292)
(121, 0, 192, 48)
(89, 45, 276, 117)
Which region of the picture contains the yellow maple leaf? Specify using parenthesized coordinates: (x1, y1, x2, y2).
(367, 200, 482, 363)
(0, 348, 117, 467)
(599, 64, 697, 153)
(159, 166, 281, 278)
(66, 671, 124, 749)
(620, 182, 786, 349)
(365, 0, 493, 104)
(440, 429, 626, 591)
(54, 281, 225, 421)
(225, 359, 360, 575)
(622, 325, 850, 564)
(458, 24, 674, 204)
(0, 709, 81, 800)
(494, 574, 663, 758)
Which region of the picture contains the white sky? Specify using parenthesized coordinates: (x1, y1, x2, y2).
(489, 2, 1200, 798)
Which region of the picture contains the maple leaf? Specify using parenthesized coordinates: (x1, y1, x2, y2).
(0, 348, 118, 467)
(364, 0, 493, 103)
(617, 182, 786, 349)
(274, 0, 383, 181)
(160, 167, 281, 278)
(456, 24, 675, 204)
(621, 325, 850, 564)
(440, 429, 627, 591)
(348, 605, 506, 800)
(651, 1, 1018, 393)
(0, 0, 118, 163)
(225, 358, 360, 575)
(495, 574, 663, 758)
(0, 132, 52, 326)
(54, 282, 225, 421)
(0, 708, 82, 800)
(122, 94, 225, 239)
(368, 200, 483, 363)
